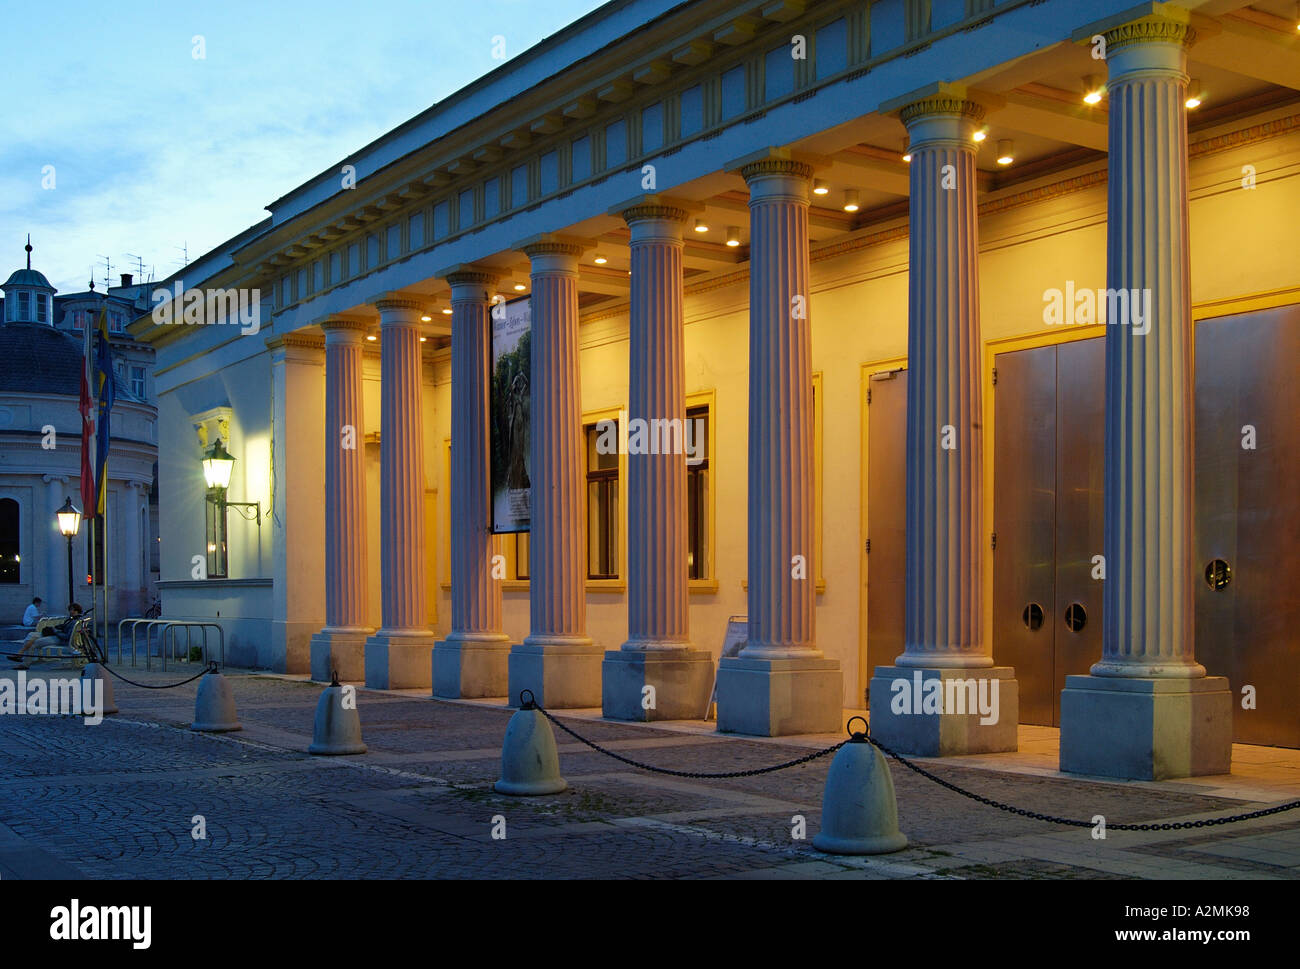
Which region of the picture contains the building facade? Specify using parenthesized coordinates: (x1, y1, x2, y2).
(139, 0, 1300, 779)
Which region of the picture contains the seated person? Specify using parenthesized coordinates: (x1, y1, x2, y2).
(10, 603, 82, 668)
(21, 597, 44, 627)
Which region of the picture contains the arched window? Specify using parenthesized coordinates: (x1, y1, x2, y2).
(0, 498, 19, 584)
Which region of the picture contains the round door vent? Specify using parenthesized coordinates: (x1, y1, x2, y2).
(1064, 602, 1087, 632)
(1022, 602, 1044, 631)
(1204, 558, 1232, 591)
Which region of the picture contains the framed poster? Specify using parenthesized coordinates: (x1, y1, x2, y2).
(490, 295, 531, 533)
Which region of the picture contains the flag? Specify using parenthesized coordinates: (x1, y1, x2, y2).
(78, 310, 95, 515)
(93, 304, 115, 516)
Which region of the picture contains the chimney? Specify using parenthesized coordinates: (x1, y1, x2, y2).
(120, 273, 133, 288)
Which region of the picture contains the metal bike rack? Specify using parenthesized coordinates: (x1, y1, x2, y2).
(114, 618, 226, 670)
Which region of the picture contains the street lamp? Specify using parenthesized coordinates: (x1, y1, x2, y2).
(56, 497, 81, 611)
(202, 438, 235, 490)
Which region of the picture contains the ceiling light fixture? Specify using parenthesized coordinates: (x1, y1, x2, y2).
(972, 128, 987, 143)
(902, 139, 912, 163)
(1185, 79, 1203, 110)
(725, 226, 741, 247)
(996, 140, 1015, 166)
(842, 189, 860, 213)
(694, 218, 709, 233)
(1083, 75, 1104, 105)
(441, 308, 453, 315)
(366, 334, 377, 342)
(420, 314, 432, 322)
(593, 254, 608, 264)
(513, 283, 526, 292)
(812, 178, 829, 195)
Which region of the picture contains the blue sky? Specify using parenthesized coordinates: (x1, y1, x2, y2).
(4, 0, 609, 294)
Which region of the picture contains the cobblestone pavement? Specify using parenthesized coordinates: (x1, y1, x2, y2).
(0, 662, 1298, 880)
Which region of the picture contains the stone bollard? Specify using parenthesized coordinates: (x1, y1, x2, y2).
(308, 672, 367, 755)
(81, 663, 118, 716)
(495, 690, 567, 795)
(813, 717, 908, 855)
(191, 667, 241, 732)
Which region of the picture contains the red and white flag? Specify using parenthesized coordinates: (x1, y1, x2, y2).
(79, 308, 95, 515)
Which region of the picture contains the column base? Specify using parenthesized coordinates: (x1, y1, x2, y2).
(715, 656, 842, 736)
(868, 666, 1018, 757)
(602, 649, 715, 721)
(432, 634, 511, 699)
(508, 638, 603, 709)
(309, 627, 372, 682)
(1059, 674, 1233, 780)
(364, 630, 436, 690)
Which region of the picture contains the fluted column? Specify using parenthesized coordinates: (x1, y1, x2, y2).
(866, 92, 1017, 756)
(714, 154, 840, 736)
(311, 318, 372, 682)
(602, 200, 713, 721)
(1060, 12, 1230, 780)
(897, 95, 988, 670)
(433, 268, 511, 699)
(740, 158, 818, 660)
(1095, 20, 1198, 678)
(364, 297, 435, 689)
(120, 479, 143, 614)
(507, 236, 602, 709)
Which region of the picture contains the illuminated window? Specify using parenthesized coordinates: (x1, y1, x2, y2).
(586, 421, 619, 580)
(0, 498, 19, 584)
(687, 405, 710, 580)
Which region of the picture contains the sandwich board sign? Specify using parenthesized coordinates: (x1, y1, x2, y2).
(704, 616, 747, 721)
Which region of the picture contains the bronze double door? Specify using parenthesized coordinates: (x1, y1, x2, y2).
(992, 306, 1300, 745)
(867, 305, 1300, 746)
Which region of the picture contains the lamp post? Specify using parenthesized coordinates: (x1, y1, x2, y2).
(56, 497, 82, 612)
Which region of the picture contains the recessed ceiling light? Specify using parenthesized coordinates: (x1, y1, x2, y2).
(972, 128, 987, 143)
(513, 283, 526, 291)
(1185, 79, 1203, 109)
(901, 139, 911, 163)
(420, 314, 432, 322)
(366, 334, 377, 342)
(996, 140, 1015, 166)
(725, 226, 741, 247)
(1083, 74, 1104, 105)
(594, 254, 608, 264)
(419, 336, 427, 342)
(842, 189, 860, 213)
(441, 308, 452, 315)
(812, 179, 829, 195)
(694, 218, 709, 233)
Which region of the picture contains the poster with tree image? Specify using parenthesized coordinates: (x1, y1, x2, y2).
(490, 296, 531, 532)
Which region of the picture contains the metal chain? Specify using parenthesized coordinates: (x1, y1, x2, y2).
(864, 733, 1300, 832)
(529, 696, 1300, 831)
(98, 662, 218, 691)
(535, 705, 845, 778)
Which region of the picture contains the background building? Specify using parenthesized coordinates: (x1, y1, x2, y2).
(0, 244, 159, 620)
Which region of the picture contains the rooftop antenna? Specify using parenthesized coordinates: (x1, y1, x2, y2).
(174, 242, 189, 271)
(97, 254, 114, 291)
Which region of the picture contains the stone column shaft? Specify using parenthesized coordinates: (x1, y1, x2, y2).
(741, 159, 818, 661)
(624, 207, 690, 649)
(433, 270, 510, 699)
(364, 298, 434, 689)
(897, 97, 989, 669)
(1096, 23, 1199, 677)
(524, 246, 586, 643)
(311, 319, 371, 682)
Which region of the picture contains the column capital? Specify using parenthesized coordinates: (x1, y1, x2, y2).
(318, 317, 371, 343)
(41, 473, 69, 485)
(898, 95, 985, 127)
(516, 234, 591, 259)
(373, 297, 426, 327)
(517, 235, 588, 275)
(1102, 14, 1194, 51)
(440, 264, 500, 292)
